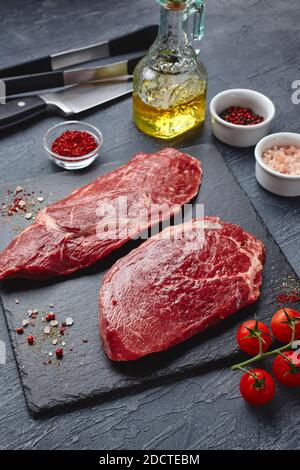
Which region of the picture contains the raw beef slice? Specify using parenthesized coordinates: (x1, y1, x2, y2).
(100, 217, 265, 361)
(0, 149, 201, 280)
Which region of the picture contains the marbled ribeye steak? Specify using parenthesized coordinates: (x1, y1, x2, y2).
(100, 217, 265, 361)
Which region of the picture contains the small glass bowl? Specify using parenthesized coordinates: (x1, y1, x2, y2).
(43, 120, 103, 170)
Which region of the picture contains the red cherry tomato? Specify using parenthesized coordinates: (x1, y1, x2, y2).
(273, 350, 300, 388)
(239, 368, 275, 406)
(271, 308, 300, 343)
(237, 320, 272, 356)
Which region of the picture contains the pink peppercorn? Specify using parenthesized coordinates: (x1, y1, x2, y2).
(27, 335, 35, 345)
(220, 106, 264, 126)
(56, 348, 63, 359)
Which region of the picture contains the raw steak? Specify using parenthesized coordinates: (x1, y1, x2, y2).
(0, 149, 201, 280)
(100, 217, 265, 361)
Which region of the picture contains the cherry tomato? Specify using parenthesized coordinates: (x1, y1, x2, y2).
(239, 368, 275, 406)
(237, 320, 272, 356)
(273, 350, 300, 388)
(271, 308, 300, 343)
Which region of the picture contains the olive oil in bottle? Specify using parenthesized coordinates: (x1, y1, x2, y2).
(133, 0, 207, 140)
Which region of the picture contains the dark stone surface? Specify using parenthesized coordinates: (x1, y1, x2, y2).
(1, 144, 296, 415)
(0, 0, 299, 449)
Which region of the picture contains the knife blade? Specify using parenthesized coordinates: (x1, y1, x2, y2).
(0, 79, 133, 132)
(0, 25, 157, 78)
(1, 56, 142, 97)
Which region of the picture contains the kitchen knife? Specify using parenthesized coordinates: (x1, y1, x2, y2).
(0, 79, 133, 132)
(0, 25, 157, 78)
(1, 56, 142, 97)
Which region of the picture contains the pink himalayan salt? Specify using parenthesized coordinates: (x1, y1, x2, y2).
(262, 145, 300, 176)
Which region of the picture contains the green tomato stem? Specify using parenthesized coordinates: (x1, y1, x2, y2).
(232, 324, 296, 371)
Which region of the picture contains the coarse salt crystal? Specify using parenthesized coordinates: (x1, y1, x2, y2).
(262, 145, 300, 176)
(25, 212, 32, 220)
(65, 317, 73, 326)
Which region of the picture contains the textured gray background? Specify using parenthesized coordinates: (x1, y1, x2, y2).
(0, 0, 299, 450)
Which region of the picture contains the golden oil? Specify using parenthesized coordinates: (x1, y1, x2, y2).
(132, 0, 207, 140)
(133, 89, 206, 140)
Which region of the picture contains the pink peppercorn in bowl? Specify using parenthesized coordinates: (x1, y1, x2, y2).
(43, 120, 103, 170)
(210, 89, 276, 147)
(255, 132, 300, 197)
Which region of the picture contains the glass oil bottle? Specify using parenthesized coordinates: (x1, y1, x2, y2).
(133, 0, 207, 140)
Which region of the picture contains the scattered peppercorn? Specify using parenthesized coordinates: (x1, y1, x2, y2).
(27, 335, 35, 345)
(1, 186, 45, 220)
(14, 302, 76, 366)
(46, 313, 56, 322)
(220, 106, 264, 126)
(51, 130, 98, 157)
(56, 348, 64, 359)
(277, 292, 300, 303)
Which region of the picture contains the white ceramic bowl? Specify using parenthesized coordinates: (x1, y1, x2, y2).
(210, 89, 276, 147)
(255, 132, 300, 197)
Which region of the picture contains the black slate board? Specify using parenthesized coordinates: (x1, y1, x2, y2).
(0, 144, 296, 415)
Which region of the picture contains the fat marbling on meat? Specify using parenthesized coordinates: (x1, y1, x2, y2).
(100, 217, 265, 361)
(0, 148, 201, 279)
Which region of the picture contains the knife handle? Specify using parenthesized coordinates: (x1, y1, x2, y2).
(0, 56, 52, 79)
(0, 97, 47, 132)
(3, 71, 64, 97)
(0, 25, 158, 79)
